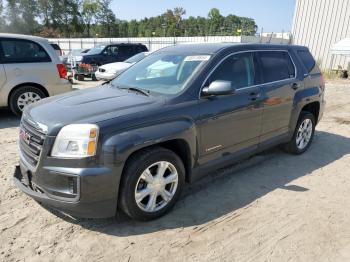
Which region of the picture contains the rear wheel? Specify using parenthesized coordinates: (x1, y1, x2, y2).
(9, 86, 46, 116)
(119, 147, 185, 221)
(283, 111, 315, 154)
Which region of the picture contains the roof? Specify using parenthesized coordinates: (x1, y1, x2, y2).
(158, 42, 307, 54)
(330, 38, 350, 55)
(0, 33, 47, 42)
(93, 42, 146, 47)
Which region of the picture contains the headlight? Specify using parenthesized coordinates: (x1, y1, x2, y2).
(51, 124, 99, 158)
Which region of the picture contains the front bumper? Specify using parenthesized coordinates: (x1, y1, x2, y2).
(13, 158, 122, 218)
(95, 71, 116, 81)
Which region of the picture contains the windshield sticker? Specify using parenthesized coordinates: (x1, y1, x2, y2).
(184, 55, 211, 62)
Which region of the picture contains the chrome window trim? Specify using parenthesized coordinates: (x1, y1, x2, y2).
(199, 49, 297, 98)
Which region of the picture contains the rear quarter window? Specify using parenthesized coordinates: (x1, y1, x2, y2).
(258, 51, 295, 83)
(297, 50, 316, 73)
(1, 39, 51, 63)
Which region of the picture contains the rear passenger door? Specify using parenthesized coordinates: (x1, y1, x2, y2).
(0, 43, 6, 89)
(0, 38, 53, 89)
(0, 64, 5, 89)
(118, 46, 135, 61)
(257, 50, 300, 143)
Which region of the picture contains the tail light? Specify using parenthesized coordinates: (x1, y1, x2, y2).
(57, 64, 67, 79)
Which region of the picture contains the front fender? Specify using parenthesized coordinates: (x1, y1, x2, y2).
(101, 118, 198, 169)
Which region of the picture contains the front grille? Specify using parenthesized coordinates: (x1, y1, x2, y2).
(19, 120, 47, 167)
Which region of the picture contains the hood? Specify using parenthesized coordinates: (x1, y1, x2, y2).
(100, 62, 132, 72)
(24, 86, 164, 135)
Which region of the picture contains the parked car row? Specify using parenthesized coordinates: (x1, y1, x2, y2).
(0, 33, 151, 115)
(65, 43, 148, 81)
(11, 38, 325, 221)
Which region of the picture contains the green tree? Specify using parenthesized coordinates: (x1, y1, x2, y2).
(1, 3, 258, 38)
(0, 0, 4, 31)
(97, 0, 116, 37)
(6, 0, 24, 33)
(208, 8, 223, 35)
(82, 0, 100, 37)
(19, 0, 39, 34)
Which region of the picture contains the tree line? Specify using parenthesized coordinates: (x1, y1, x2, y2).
(0, 0, 258, 38)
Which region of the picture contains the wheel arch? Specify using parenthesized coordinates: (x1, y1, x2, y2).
(8, 82, 49, 106)
(122, 139, 193, 183)
(102, 119, 198, 185)
(301, 101, 320, 124)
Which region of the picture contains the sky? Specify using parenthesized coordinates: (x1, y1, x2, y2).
(111, 0, 296, 33)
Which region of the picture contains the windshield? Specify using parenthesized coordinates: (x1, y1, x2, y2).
(111, 53, 210, 95)
(86, 46, 105, 55)
(69, 49, 83, 56)
(125, 52, 148, 63)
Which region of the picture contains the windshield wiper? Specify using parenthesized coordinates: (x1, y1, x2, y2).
(118, 86, 150, 97)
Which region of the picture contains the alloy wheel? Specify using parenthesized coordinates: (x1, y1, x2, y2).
(296, 118, 313, 150)
(134, 161, 179, 213)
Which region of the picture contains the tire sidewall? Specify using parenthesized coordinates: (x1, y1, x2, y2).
(292, 112, 316, 154)
(120, 148, 185, 221)
(9, 86, 46, 116)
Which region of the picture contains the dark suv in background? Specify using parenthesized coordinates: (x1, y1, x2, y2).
(14, 43, 325, 221)
(81, 43, 148, 66)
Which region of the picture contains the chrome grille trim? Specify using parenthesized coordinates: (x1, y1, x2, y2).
(19, 119, 47, 167)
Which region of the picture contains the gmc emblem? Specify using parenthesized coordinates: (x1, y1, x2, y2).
(19, 129, 31, 145)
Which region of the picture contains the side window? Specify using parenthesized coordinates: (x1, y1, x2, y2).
(0, 39, 51, 63)
(207, 52, 255, 89)
(137, 45, 148, 52)
(258, 51, 295, 83)
(105, 45, 119, 55)
(297, 50, 316, 73)
(119, 46, 135, 57)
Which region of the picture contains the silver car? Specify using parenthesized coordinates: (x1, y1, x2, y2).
(0, 33, 72, 115)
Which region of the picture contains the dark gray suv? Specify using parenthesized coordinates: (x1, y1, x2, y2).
(14, 43, 325, 221)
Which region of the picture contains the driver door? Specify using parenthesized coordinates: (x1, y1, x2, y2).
(198, 52, 263, 166)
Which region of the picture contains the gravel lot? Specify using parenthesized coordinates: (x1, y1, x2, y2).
(0, 80, 350, 262)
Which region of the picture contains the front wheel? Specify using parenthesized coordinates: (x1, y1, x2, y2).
(9, 86, 46, 116)
(119, 147, 185, 221)
(283, 111, 316, 154)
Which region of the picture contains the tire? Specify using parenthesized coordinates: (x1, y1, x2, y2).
(77, 74, 85, 81)
(119, 147, 185, 221)
(283, 111, 316, 154)
(9, 86, 46, 116)
(92, 73, 98, 81)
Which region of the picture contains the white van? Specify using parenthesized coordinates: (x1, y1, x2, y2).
(0, 33, 72, 115)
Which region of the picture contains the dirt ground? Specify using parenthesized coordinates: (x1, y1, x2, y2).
(0, 79, 350, 262)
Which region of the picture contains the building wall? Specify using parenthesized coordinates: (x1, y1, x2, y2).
(292, 0, 350, 70)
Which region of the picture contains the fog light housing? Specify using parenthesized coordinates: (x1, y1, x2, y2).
(68, 177, 77, 194)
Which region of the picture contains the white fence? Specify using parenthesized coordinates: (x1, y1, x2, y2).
(49, 36, 291, 53)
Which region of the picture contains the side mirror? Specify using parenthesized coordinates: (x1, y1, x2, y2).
(202, 80, 235, 96)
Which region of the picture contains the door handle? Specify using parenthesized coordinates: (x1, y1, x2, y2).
(291, 83, 299, 90)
